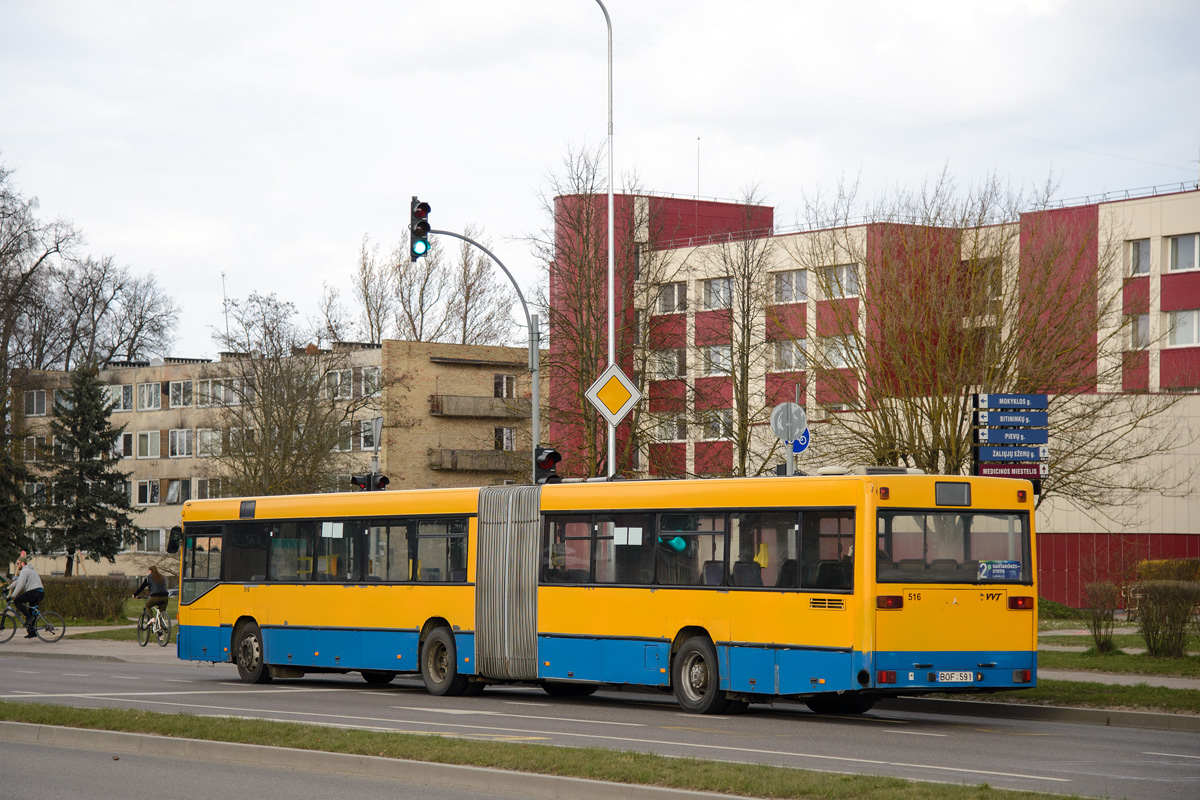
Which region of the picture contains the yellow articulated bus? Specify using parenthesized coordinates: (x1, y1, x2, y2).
(173, 472, 1038, 714)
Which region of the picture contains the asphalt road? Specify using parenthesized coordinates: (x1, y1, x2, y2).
(1, 651, 1198, 800)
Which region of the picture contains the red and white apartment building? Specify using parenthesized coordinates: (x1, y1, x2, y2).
(547, 184, 1200, 606)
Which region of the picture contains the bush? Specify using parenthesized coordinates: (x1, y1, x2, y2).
(1138, 559, 1200, 581)
(1084, 581, 1120, 653)
(1135, 580, 1200, 659)
(1038, 598, 1088, 620)
(41, 577, 131, 621)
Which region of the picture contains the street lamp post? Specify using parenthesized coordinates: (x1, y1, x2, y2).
(594, 0, 616, 479)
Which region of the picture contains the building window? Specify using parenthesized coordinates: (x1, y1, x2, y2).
(1169, 234, 1198, 272)
(657, 415, 687, 442)
(702, 344, 731, 375)
(169, 429, 193, 458)
(170, 380, 193, 408)
(651, 348, 686, 380)
(114, 432, 133, 459)
(327, 369, 353, 400)
(362, 366, 381, 397)
(332, 422, 353, 452)
(136, 529, 163, 552)
(197, 477, 220, 500)
(24, 390, 46, 417)
(1130, 239, 1151, 276)
(360, 420, 376, 451)
(197, 379, 222, 407)
(24, 482, 45, 506)
(137, 430, 160, 459)
(23, 436, 45, 462)
(701, 408, 733, 440)
(137, 382, 162, 411)
(196, 428, 221, 457)
(166, 479, 191, 505)
(632, 310, 643, 346)
(494, 374, 516, 399)
(774, 269, 807, 304)
(54, 389, 73, 412)
(657, 282, 687, 314)
(229, 427, 254, 452)
(824, 336, 857, 368)
(1131, 314, 1150, 350)
(495, 427, 516, 451)
(822, 264, 859, 298)
(1168, 309, 1199, 347)
(104, 384, 134, 412)
(702, 277, 731, 310)
(136, 480, 160, 505)
(774, 339, 807, 371)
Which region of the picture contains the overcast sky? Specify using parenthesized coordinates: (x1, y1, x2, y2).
(3, 0, 1198, 358)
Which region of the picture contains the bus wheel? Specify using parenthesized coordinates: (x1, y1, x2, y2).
(542, 682, 599, 697)
(234, 622, 272, 684)
(673, 637, 729, 714)
(421, 627, 468, 696)
(804, 694, 876, 715)
(361, 670, 397, 685)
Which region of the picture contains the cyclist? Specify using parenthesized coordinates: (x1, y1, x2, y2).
(7, 557, 45, 639)
(132, 565, 170, 620)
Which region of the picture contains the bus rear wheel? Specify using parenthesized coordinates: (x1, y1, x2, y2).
(421, 627, 468, 696)
(234, 622, 272, 684)
(804, 693, 876, 715)
(672, 637, 729, 714)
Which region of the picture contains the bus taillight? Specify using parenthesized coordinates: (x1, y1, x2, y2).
(877, 595, 903, 609)
(1008, 596, 1034, 610)
(1013, 669, 1032, 683)
(876, 670, 896, 684)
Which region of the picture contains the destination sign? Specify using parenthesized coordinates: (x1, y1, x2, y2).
(977, 463, 1048, 479)
(975, 410, 1048, 427)
(975, 427, 1049, 445)
(974, 393, 1049, 410)
(976, 445, 1048, 462)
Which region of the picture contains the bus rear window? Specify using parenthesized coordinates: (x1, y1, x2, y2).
(876, 510, 1030, 583)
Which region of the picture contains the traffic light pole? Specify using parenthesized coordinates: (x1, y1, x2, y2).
(428, 229, 540, 483)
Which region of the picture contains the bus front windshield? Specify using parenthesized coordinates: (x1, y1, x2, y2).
(876, 510, 1031, 584)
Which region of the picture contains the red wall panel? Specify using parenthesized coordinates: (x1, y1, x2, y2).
(694, 376, 732, 410)
(1161, 270, 1200, 312)
(766, 303, 806, 340)
(1123, 276, 1149, 314)
(694, 440, 732, 475)
(694, 309, 731, 346)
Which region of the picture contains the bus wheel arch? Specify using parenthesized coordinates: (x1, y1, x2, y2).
(420, 624, 469, 697)
(232, 618, 272, 684)
(670, 629, 729, 715)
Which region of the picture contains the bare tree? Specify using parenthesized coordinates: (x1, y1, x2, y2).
(317, 281, 354, 345)
(445, 223, 517, 346)
(103, 271, 179, 361)
(392, 239, 455, 342)
(787, 169, 1195, 521)
(351, 234, 393, 343)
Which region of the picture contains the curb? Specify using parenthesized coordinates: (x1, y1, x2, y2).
(878, 697, 1200, 732)
(0, 721, 736, 800)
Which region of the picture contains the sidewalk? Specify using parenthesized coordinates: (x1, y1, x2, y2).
(0, 625, 192, 666)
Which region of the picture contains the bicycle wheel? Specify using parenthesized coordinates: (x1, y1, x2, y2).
(34, 610, 65, 643)
(137, 609, 151, 647)
(155, 614, 171, 647)
(0, 611, 17, 643)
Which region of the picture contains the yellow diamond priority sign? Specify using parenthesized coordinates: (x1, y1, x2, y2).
(586, 364, 642, 427)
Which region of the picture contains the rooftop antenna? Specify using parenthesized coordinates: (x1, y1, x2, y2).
(221, 271, 230, 339)
(696, 135, 700, 229)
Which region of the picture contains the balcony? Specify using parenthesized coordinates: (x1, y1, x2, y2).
(429, 394, 530, 419)
(428, 448, 523, 472)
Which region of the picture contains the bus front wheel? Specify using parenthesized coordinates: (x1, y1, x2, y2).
(672, 637, 729, 714)
(234, 622, 272, 684)
(421, 627, 468, 696)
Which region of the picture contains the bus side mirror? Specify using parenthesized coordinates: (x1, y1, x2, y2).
(167, 526, 182, 555)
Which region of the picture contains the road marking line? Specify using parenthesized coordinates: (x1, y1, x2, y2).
(504, 701, 549, 707)
(886, 731, 947, 737)
(1144, 751, 1200, 760)
(62, 673, 90, 677)
(0, 688, 343, 700)
(390, 705, 643, 727)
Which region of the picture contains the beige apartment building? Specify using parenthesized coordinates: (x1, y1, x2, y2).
(15, 339, 538, 576)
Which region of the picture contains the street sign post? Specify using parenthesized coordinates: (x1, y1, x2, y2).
(585, 363, 642, 428)
(975, 427, 1049, 445)
(976, 445, 1048, 462)
(971, 393, 1049, 493)
(977, 463, 1049, 479)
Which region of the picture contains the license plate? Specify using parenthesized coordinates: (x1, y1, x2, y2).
(937, 671, 974, 683)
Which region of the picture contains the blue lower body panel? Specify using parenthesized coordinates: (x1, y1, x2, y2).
(178, 624, 230, 662)
(872, 649, 1037, 690)
(539, 636, 670, 686)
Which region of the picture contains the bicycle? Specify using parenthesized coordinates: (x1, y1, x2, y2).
(137, 601, 172, 647)
(0, 598, 66, 643)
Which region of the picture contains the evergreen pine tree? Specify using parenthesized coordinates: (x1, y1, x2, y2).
(32, 365, 141, 574)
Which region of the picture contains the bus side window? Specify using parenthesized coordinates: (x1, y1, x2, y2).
(730, 512, 795, 588)
(542, 515, 591, 583)
(799, 511, 854, 590)
(595, 513, 654, 585)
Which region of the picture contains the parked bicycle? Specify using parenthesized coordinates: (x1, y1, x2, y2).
(137, 602, 172, 647)
(0, 599, 66, 643)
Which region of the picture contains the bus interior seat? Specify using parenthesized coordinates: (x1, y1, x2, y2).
(963, 560, 980, 575)
(450, 569, 467, 582)
(930, 559, 959, 571)
(421, 568, 442, 581)
(731, 561, 763, 587)
(775, 559, 798, 588)
(897, 559, 925, 571)
(702, 561, 724, 586)
(813, 560, 846, 589)
(365, 575, 382, 582)
(565, 568, 590, 583)
(250, 575, 266, 582)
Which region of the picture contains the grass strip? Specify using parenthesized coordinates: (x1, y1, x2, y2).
(0, 700, 1076, 800)
(1038, 649, 1200, 678)
(953, 679, 1200, 715)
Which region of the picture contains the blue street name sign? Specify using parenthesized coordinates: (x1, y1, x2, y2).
(975, 427, 1049, 445)
(976, 445, 1048, 462)
(974, 393, 1049, 410)
(975, 410, 1048, 427)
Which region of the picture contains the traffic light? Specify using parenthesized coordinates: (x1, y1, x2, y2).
(372, 474, 390, 491)
(351, 473, 390, 491)
(350, 474, 371, 491)
(410, 196, 431, 262)
(534, 446, 562, 485)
